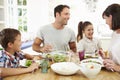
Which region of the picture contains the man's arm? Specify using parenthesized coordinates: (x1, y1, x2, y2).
(32, 37, 53, 53)
(32, 37, 43, 52)
(69, 42, 77, 53)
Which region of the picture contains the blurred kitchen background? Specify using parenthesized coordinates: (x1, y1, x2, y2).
(0, 0, 120, 50)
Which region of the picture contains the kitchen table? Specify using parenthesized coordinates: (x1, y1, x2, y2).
(3, 53, 120, 80)
(3, 67, 120, 80)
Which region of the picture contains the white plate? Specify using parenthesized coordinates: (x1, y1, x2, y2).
(19, 59, 27, 67)
(51, 62, 80, 75)
(19, 59, 42, 68)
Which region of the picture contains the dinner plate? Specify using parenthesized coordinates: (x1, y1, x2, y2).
(51, 62, 80, 75)
(19, 59, 42, 68)
(19, 59, 27, 67)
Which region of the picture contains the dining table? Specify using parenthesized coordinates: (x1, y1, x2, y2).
(3, 52, 120, 80)
(3, 68, 120, 80)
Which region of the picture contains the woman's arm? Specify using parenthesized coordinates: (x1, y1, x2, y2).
(113, 64, 120, 72)
(103, 59, 120, 72)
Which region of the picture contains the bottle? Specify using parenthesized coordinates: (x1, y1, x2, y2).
(41, 59, 49, 73)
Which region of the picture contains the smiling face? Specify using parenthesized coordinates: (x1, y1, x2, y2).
(83, 25, 94, 39)
(56, 7, 70, 25)
(12, 34, 22, 52)
(7, 34, 22, 54)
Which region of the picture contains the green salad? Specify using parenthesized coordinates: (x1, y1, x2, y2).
(53, 54, 67, 62)
(46, 53, 67, 63)
(25, 60, 32, 67)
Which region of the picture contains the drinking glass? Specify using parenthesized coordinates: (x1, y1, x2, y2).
(78, 51, 85, 61)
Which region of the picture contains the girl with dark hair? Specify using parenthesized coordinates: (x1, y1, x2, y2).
(103, 4, 120, 72)
(77, 21, 103, 58)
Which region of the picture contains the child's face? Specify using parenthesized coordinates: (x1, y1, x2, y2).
(12, 34, 22, 52)
(83, 25, 94, 39)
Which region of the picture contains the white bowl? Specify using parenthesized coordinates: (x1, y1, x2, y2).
(51, 62, 79, 75)
(80, 62, 102, 79)
(81, 58, 104, 67)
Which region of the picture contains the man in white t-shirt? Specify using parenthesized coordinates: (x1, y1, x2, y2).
(32, 4, 76, 53)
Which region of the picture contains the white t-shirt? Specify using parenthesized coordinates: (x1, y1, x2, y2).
(77, 36, 102, 54)
(36, 24, 76, 51)
(109, 31, 120, 65)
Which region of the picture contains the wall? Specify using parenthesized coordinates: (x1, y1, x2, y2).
(46, 0, 120, 50)
(47, 0, 120, 37)
(27, 0, 49, 33)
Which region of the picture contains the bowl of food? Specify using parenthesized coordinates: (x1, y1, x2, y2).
(79, 59, 102, 78)
(51, 62, 80, 75)
(45, 51, 68, 62)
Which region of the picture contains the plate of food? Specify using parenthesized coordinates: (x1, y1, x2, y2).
(45, 51, 68, 62)
(84, 53, 99, 58)
(19, 59, 41, 68)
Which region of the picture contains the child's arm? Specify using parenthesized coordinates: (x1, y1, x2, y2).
(0, 62, 39, 77)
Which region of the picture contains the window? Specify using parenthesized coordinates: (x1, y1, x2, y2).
(17, 0, 27, 32)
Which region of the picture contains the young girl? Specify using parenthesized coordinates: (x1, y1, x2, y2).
(0, 28, 39, 79)
(77, 21, 103, 58)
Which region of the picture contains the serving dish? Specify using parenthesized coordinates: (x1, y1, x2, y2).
(79, 62, 102, 78)
(51, 62, 80, 75)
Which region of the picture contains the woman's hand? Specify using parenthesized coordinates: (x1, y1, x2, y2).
(103, 59, 119, 72)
